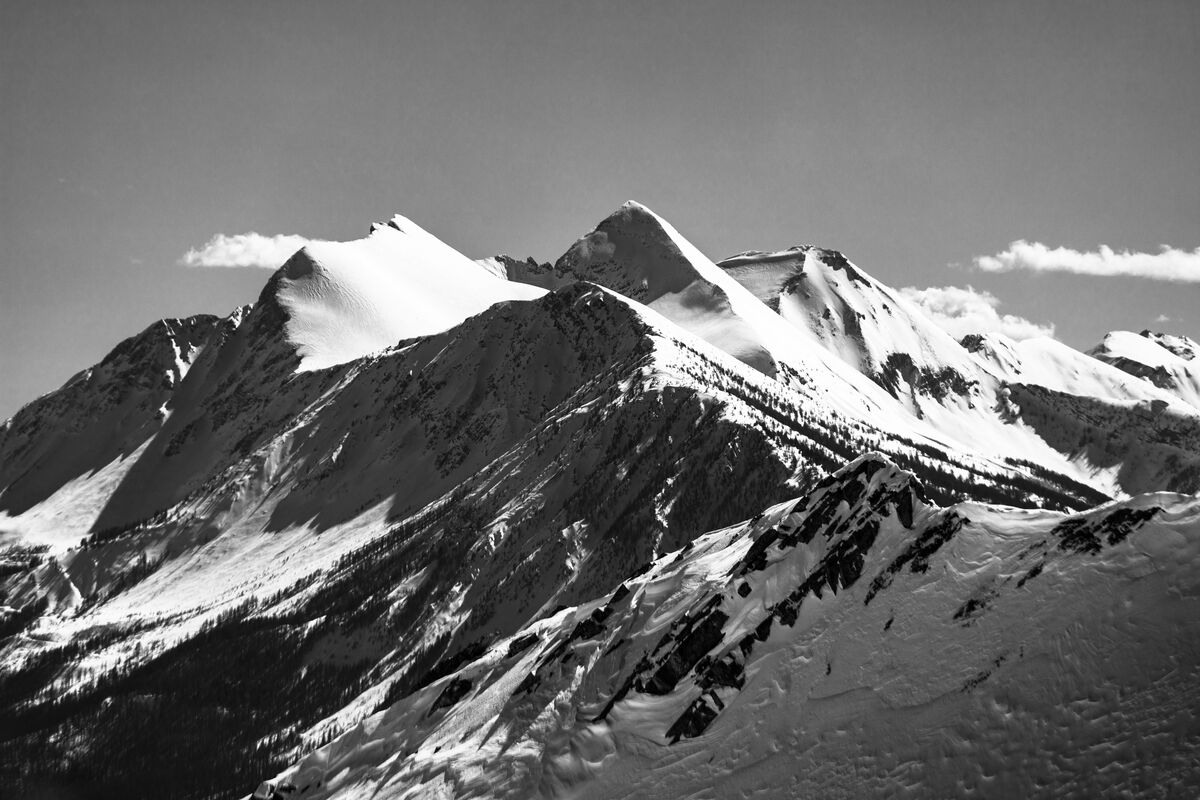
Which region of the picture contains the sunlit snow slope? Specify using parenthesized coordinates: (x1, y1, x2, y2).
(719, 245, 1200, 497)
(1089, 330, 1200, 411)
(275, 215, 545, 370)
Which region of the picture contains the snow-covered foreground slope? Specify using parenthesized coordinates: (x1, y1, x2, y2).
(1089, 330, 1200, 411)
(255, 454, 1200, 799)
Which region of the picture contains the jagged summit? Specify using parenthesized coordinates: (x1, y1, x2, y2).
(261, 215, 545, 371)
(475, 253, 564, 289)
(552, 200, 718, 302)
(1141, 330, 1198, 360)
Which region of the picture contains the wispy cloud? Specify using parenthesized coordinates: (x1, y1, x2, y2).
(900, 285, 1054, 341)
(974, 241, 1200, 282)
(179, 232, 321, 269)
(1155, 313, 1172, 324)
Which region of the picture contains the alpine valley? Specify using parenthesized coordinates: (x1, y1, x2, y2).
(2, 203, 1198, 799)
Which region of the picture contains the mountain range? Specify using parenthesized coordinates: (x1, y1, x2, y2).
(2, 202, 1197, 799)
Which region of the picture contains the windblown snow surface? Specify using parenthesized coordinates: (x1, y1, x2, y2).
(274, 215, 544, 370)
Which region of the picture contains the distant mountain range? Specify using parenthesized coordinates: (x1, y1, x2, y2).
(2, 203, 1198, 799)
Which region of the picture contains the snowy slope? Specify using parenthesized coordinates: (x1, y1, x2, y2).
(276, 216, 544, 370)
(718, 246, 1200, 497)
(0, 216, 543, 547)
(982, 333, 1194, 409)
(513, 202, 922, 427)
(2, 281, 1093, 661)
(720, 245, 987, 412)
(476, 255, 566, 290)
(1088, 330, 1200, 410)
(721, 247, 967, 373)
(252, 454, 1200, 799)
(963, 333, 1200, 494)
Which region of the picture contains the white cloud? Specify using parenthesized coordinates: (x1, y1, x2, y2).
(899, 285, 1055, 341)
(974, 241, 1200, 282)
(1155, 313, 1172, 323)
(179, 232, 321, 269)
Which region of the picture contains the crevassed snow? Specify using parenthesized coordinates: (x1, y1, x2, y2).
(275, 215, 545, 371)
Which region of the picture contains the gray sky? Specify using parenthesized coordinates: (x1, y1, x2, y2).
(2, 0, 1198, 420)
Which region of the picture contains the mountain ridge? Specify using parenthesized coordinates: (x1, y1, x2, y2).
(1, 201, 1198, 799)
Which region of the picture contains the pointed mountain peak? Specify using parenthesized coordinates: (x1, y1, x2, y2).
(555, 201, 715, 303)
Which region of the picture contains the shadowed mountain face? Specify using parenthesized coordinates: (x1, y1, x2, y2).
(1, 204, 1198, 799)
(0, 314, 230, 520)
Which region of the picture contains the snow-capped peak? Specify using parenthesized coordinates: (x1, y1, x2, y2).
(264, 215, 545, 371)
(1088, 329, 1200, 410)
(553, 200, 720, 303)
(534, 202, 927, 426)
